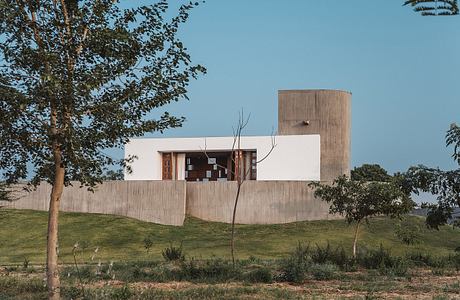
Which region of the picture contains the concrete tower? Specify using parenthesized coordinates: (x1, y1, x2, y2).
(278, 90, 351, 182)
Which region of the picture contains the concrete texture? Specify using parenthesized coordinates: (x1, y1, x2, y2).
(1, 181, 186, 226)
(1, 181, 336, 225)
(186, 181, 336, 224)
(278, 89, 351, 182)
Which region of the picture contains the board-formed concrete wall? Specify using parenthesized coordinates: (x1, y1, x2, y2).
(186, 181, 336, 224)
(278, 90, 351, 182)
(0, 181, 186, 226)
(1, 181, 336, 225)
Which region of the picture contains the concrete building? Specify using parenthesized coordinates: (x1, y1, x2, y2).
(125, 89, 351, 182)
(5, 90, 352, 225)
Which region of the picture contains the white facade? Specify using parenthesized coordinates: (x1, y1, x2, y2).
(124, 135, 321, 181)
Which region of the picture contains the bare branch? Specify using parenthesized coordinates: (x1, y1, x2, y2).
(256, 129, 277, 164)
(200, 138, 235, 176)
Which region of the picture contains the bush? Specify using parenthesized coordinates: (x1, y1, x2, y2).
(244, 267, 273, 283)
(406, 252, 434, 267)
(278, 242, 311, 283)
(357, 244, 408, 276)
(22, 257, 30, 269)
(309, 242, 355, 271)
(177, 257, 241, 282)
(448, 253, 460, 271)
(395, 222, 421, 245)
(311, 242, 333, 264)
(162, 242, 185, 262)
(144, 235, 154, 252)
(310, 263, 337, 280)
(379, 257, 408, 277)
(358, 244, 393, 269)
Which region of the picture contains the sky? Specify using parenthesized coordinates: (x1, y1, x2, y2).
(135, 0, 460, 175)
(4, 0, 456, 178)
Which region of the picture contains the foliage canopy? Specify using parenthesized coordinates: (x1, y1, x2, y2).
(310, 176, 415, 225)
(404, 0, 459, 16)
(405, 124, 460, 229)
(351, 164, 391, 182)
(0, 0, 205, 188)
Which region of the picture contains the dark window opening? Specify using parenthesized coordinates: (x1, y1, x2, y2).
(185, 151, 256, 182)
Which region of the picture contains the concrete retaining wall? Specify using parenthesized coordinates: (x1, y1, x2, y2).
(186, 181, 336, 224)
(0, 181, 186, 226)
(1, 181, 335, 225)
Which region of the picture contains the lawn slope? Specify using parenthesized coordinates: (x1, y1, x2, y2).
(0, 209, 459, 264)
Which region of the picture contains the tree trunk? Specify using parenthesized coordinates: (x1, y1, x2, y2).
(230, 182, 242, 267)
(352, 220, 361, 258)
(47, 148, 65, 300)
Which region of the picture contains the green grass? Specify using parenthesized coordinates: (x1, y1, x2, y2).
(1, 209, 460, 264)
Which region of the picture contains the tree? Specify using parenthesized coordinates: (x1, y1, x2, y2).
(100, 169, 124, 181)
(404, 0, 459, 16)
(404, 124, 460, 229)
(202, 110, 276, 267)
(351, 164, 391, 182)
(310, 176, 415, 257)
(447, 123, 460, 164)
(0, 182, 12, 202)
(0, 1, 205, 298)
(405, 165, 460, 229)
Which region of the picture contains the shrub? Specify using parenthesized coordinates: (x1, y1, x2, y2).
(358, 244, 409, 277)
(395, 222, 421, 245)
(162, 242, 185, 262)
(310, 263, 338, 280)
(448, 253, 460, 271)
(311, 242, 333, 264)
(406, 252, 434, 267)
(278, 242, 311, 283)
(22, 257, 29, 269)
(245, 267, 273, 283)
(144, 236, 154, 252)
(379, 257, 408, 277)
(310, 243, 354, 271)
(177, 257, 241, 282)
(358, 244, 393, 269)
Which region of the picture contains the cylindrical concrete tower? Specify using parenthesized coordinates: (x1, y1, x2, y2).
(278, 90, 351, 182)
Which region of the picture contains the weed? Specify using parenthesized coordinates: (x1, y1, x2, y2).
(143, 235, 154, 253)
(406, 252, 434, 267)
(310, 263, 337, 280)
(162, 242, 185, 262)
(245, 267, 273, 283)
(278, 242, 311, 283)
(22, 256, 29, 269)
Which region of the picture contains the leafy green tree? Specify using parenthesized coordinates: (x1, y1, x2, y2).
(447, 123, 460, 164)
(404, 124, 460, 230)
(310, 176, 415, 257)
(0, 182, 12, 202)
(404, 0, 459, 16)
(405, 165, 460, 229)
(100, 169, 124, 181)
(351, 164, 391, 182)
(0, 1, 205, 298)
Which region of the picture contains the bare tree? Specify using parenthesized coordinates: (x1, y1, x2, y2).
(202, 110, 276, 266)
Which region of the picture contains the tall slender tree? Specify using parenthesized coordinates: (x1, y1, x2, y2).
(0, 1, 205, 298)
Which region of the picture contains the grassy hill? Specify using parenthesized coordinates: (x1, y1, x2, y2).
(1, 209, 460, 264)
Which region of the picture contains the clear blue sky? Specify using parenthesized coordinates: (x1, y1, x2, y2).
(135, 1, 460, 174)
